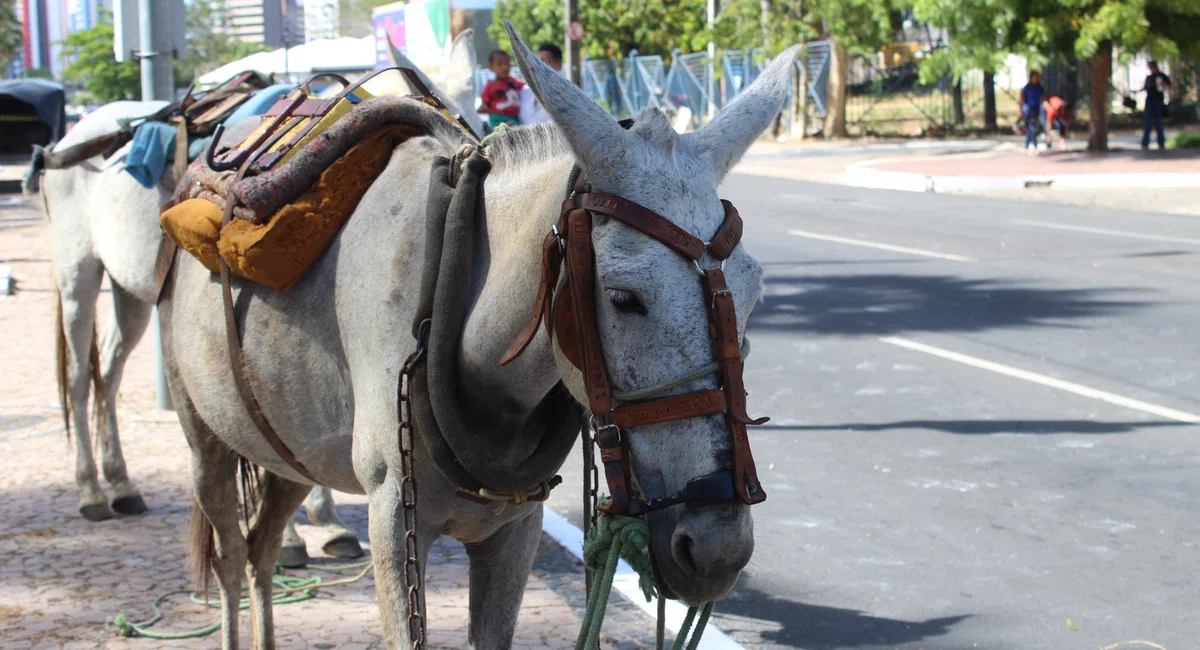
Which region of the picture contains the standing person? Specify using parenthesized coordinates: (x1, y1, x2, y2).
(1141, 60, 1172, 151)
(1020, 71, 1045, 153)
(480, 50, 524, 132)
(519, 44, 563, 125)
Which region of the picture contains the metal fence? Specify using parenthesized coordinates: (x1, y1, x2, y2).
(475, 41, 834, 133)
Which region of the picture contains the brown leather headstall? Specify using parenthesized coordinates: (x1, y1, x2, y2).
(501, 176, 768, 517)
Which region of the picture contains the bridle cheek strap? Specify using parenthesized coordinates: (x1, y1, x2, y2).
(501, 188, 769, 513)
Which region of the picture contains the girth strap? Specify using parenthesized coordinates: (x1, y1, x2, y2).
(216, 158, 319, 484)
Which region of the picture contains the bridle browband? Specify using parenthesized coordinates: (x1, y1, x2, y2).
(501, 171, 769, 517)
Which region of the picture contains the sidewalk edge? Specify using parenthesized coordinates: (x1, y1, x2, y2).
(845, 159, 1200, 193)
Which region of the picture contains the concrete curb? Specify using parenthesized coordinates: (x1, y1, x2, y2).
(541, 507, 746, 650)
(844, 158, 1200, 194)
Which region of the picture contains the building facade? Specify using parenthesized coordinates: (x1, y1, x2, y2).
(225, 0, 305, 48)
(304, 0, 339, 42)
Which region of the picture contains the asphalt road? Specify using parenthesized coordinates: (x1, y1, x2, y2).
(545, 173, 1200, 650)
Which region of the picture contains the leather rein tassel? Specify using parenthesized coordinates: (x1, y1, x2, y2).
(503, 171, 769, 517)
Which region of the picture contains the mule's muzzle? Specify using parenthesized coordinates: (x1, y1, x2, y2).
(648, 502, 754, 606)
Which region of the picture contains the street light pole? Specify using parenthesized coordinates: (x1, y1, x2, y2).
(707, 0, 718, 120)
(138, 0, 175, 411)
(564, 0, 581, 85)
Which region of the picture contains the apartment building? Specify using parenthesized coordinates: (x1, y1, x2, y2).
(224, 0, 305, 48)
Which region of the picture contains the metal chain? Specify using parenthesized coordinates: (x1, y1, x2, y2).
(398, 321, 431, 649)
(581, 416, 600, 595)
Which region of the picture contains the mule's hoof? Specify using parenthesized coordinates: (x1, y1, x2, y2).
(80, 503, 115, 522)
(278, 545, 309, 569)
(322, 536, 365, 559)
(111, 495, 148, 516)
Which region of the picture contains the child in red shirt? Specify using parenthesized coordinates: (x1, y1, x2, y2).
(480, 50, 524, 131)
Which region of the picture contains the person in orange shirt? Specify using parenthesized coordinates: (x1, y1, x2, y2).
(1041, 95, 1070, 149)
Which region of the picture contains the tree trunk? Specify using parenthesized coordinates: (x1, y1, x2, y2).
(983, 71, 996, 130)
(1087, 42, 1112, 152)
(824, 38, 848, 138)
(952, 78, 964, 126)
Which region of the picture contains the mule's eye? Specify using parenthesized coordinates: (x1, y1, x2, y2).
(607, 289, 647, 315)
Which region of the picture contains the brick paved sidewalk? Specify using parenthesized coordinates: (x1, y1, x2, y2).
(868, 148, 1200, 177)
(0, 196, 657, 649)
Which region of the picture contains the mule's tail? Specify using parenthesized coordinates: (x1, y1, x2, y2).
(54, 286, 105, 442)
(188, 455, 263, 597)
(189, 497, 217, 598)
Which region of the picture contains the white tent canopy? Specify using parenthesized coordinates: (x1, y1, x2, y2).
(198, 36, 375, 87)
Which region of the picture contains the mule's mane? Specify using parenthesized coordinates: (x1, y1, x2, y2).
(483, 122, 573, 172)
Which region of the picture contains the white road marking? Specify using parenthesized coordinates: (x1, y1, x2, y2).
(787, 229, 974, 262)
(540, 508, 746, 650)
(1011, 219, 1200, 247)
(880, 336, 1200, 425)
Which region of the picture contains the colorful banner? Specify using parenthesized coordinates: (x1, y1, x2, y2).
(372, 2, 407, 69)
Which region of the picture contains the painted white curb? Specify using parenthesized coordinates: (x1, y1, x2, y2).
(844, 159, 1200, 194)
(540, 507, 746, 650)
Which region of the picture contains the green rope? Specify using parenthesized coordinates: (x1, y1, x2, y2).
(107, 562, 373, 640)
(576, 512, 714, 650)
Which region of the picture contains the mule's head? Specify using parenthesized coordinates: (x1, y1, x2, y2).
(508, 24, 798, 605)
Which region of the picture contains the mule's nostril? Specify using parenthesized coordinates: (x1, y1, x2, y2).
(672, 531, 701, 576)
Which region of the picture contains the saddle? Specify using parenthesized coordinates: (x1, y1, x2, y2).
(34, 71, 269, 175)
(159, 68, 476, 292)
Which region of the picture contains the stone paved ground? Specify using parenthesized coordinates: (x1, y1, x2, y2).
(0, 195, 656, 649)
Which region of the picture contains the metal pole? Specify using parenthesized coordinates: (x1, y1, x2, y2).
(564, 0, 581, 85)
(139, 0, 175, 411)
(706, 0, 718, 121)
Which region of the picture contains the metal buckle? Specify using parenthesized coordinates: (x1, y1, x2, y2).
(693, 242, 726, 274)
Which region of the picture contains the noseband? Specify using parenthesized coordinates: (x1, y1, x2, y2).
(502, 171, 769, 517)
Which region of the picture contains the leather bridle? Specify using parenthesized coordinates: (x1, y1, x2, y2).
(501, 172, 769, 517)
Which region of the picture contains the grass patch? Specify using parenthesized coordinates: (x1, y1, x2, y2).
(1168, 131, 1200, 149)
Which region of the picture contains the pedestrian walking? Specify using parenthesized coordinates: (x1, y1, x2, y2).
(1020, 71, 1045, 153)
(1140, 60, 1171, 150)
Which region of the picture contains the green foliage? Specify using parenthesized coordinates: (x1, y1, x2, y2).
(1168, 130, 1200, 149)
(713, 0, 816, 56)
(60, 10, 141, 103)
(912, 0, 1017, 82)
(490, 0, 708, 61)
(183, 0, 271, 82)
(0, 0, 20, 74)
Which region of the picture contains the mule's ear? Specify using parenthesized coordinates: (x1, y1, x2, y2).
(504, 21, 627, 172)
(437, 29, 485, 137)
(684, 45, 801, 179)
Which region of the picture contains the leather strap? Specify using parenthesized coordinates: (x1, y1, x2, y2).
(703, 268, 767, 504)
(709, 200, 743, 260)
(612, 389, 726, 429)
(584, 193, 705, 261)
(217, 160, 319, 484)
(40, 131, 129, 170)
(567, 208, 613, 416)
(153, 234, 178, 302)
(595, 424, 635, 515)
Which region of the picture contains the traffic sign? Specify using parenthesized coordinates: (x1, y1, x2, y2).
(567, 21, 584, 42)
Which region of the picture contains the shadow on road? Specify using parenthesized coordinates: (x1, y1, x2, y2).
(750, 274, 1146, 336)
(758, 419, 1180, 435)
(717, 585, 970, 650)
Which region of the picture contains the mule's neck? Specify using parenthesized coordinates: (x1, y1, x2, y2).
(457, 151, 576, 424)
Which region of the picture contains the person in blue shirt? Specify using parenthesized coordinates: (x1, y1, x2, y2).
(1020, 71, 1045, 152)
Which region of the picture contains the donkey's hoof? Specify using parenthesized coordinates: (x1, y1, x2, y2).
(278, 545, 309, 569)
(80, 503, 115, 522)
(322, 536, 365, 559)
(112, 495, 148, 516)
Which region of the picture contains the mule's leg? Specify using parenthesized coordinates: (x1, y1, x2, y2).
(366, 477, 438, 648)
(279, 519, 310, 569)
(246, 474, 312, 650)
(95, 282, 152, 515)
(56, 262, 110, 521)
(463, 507, 544, 650)
(183, 413, 249, 650)
(305, 486, 364, 559)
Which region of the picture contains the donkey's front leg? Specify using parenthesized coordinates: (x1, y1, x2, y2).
(366, 472, 438, 649)
(463, 506, 544, 650)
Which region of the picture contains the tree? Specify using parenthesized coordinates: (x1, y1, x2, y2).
(0, 0, 20, 75)
(60, 10, 141, 103)
(182, 0, 271, 83)
(490, 0, 709, 61)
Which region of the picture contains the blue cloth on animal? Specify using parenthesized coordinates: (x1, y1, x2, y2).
(123, 121, 178, 189)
